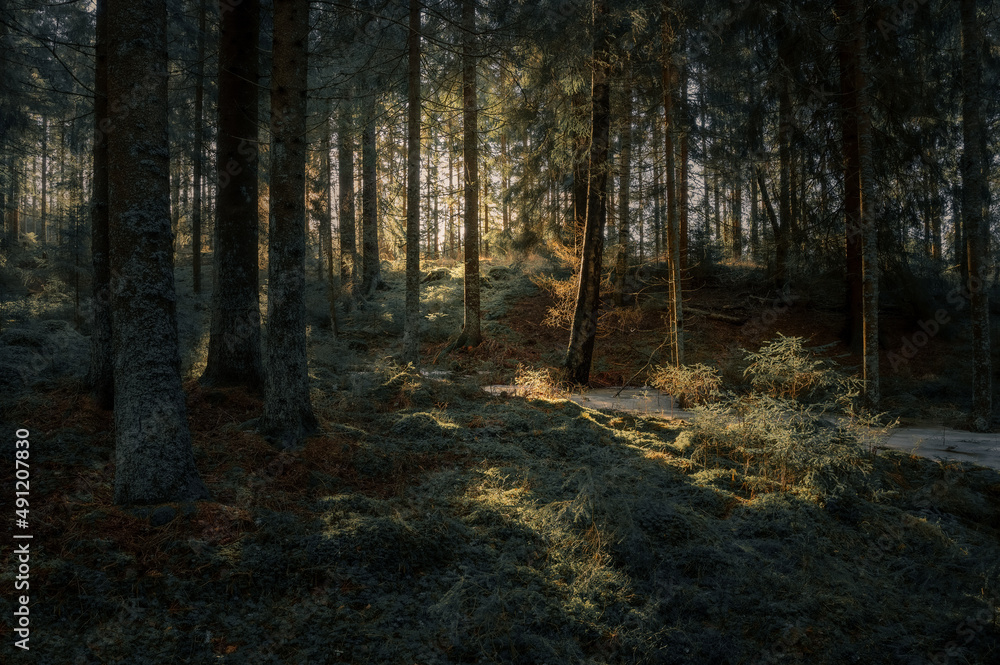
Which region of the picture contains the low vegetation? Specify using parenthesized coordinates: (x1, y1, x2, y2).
(1, 258, 998, 664)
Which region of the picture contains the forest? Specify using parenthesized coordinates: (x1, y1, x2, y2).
(1, 0, 1000, 662)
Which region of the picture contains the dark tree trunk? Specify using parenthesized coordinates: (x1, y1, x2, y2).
(614, 73, 631, 307)
(201, 0, 263, 390)
(564, 0, 610, 385)
(89, 0, 113, 410)
(261, 0, 318, 448)
(775, 26, 793, 286)
(360, 114, 380, 297)
(107, 0, 208, 504)
(320, 107, 340, 335)
(40, 117, 47, 244)
(571, 90, 589, 253)
(662, 2, 683, 366)
(678, 60, 689, 270)
(337, 97, 357, 293)
(960, 0, 992, 430)
(455, 0, 481, 348)
(839, 9, 863, 353)
(191, 0, 206, 294)
(403, 0, 421, 365)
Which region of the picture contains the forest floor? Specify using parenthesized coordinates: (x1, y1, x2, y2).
(1, 249, 999, 664)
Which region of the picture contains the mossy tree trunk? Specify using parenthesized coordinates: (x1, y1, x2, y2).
(261, 0, 318, 448)
(564, 0, 610, 385)
(107, 0, 208, 504)
(201, 0, 264, 390)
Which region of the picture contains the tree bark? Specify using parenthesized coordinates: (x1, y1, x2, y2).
(191, 0, 206, 294)
(201, 0, 264, 390)
(564, 0, 611, 385)
(455, 0, 481, 348)
(360, 114, 380, 297)
(960, 0, 991, 430)
(261, 0, 318, 448)
(320, 107, 340, 335)
(40, 117, 47, 245)
(89, 0, 113, 410)
(107, 0, 208, 504)
(403, 0, 422, 365)
(614, 73, 631, 307)
(839, 0, 863, 353)
(662, 1, 683, 366)
(337, 95, 357, 293)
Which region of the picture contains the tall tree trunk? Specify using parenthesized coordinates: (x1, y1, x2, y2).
(731, 177, 742, 259)
(360, 113, 380, 297)
(191, 0, 206, 294)
(678, 60, 689, 270)
(652, 116, 662, 260)
(564, 0, 610, 385)
(775, 25, 793, 286)
(320, 107, 340, 335)
(837, 0, 879, 410)
(571, 90, 589, 253)
(455, 0, 481, 348)
(403, 0, 421, 365)
(337, 95, 357, 293)
(40, 117, 47, 245)
(89, 0, 113, 409)
(662, 2, 683, 366)
(960, 0, 991, 430)
(261, 0, 318, 448)
(614, 76, 628, 307)
(201, 0, 263, 389)
(614, 74, 631, 307)
(839, 0, 863, 352)
(107, 0, 208, 504)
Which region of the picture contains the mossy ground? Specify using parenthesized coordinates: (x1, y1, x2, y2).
(1, 255, 998, 664)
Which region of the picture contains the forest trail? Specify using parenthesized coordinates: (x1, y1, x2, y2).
(485, 385, 1000, 471)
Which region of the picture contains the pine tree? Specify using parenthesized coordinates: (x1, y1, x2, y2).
(564, 0, 611, 385)
(201, 0, 264, 390)
(107, 0, 208, 504)
(260, 0, 319, 448)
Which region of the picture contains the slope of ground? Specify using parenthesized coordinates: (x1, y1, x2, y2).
(0, 255, 998, 664)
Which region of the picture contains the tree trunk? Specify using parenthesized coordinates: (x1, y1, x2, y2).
(261, 0, 318, 448)
(201, 0, 263, 390)
(403, 0, 421, 365)
(775, 25, 793, 286)
(360, 113, 380, 297)
(89, 0, 113, 410)
(40, 117, 47, 245)
(337, 96, 357, 293)
(564, 0, 610, 385)
(320, 107, 340, 335)
(960, 0, 991, 430)
(614, 74, 631, 307)
(839, 0, 863, 353)
(191, 0, 206, 294)
(678, 60, 689, 270)
(107, 0, 208, 504)
(455, 0, 481, 348)
(662, 2, 683, 366)
(571, 90, 589, 253)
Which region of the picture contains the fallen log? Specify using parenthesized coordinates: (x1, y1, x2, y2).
(685, 307, 747, 325)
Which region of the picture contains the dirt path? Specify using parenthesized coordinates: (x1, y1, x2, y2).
(485, 386, 1000, 471)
